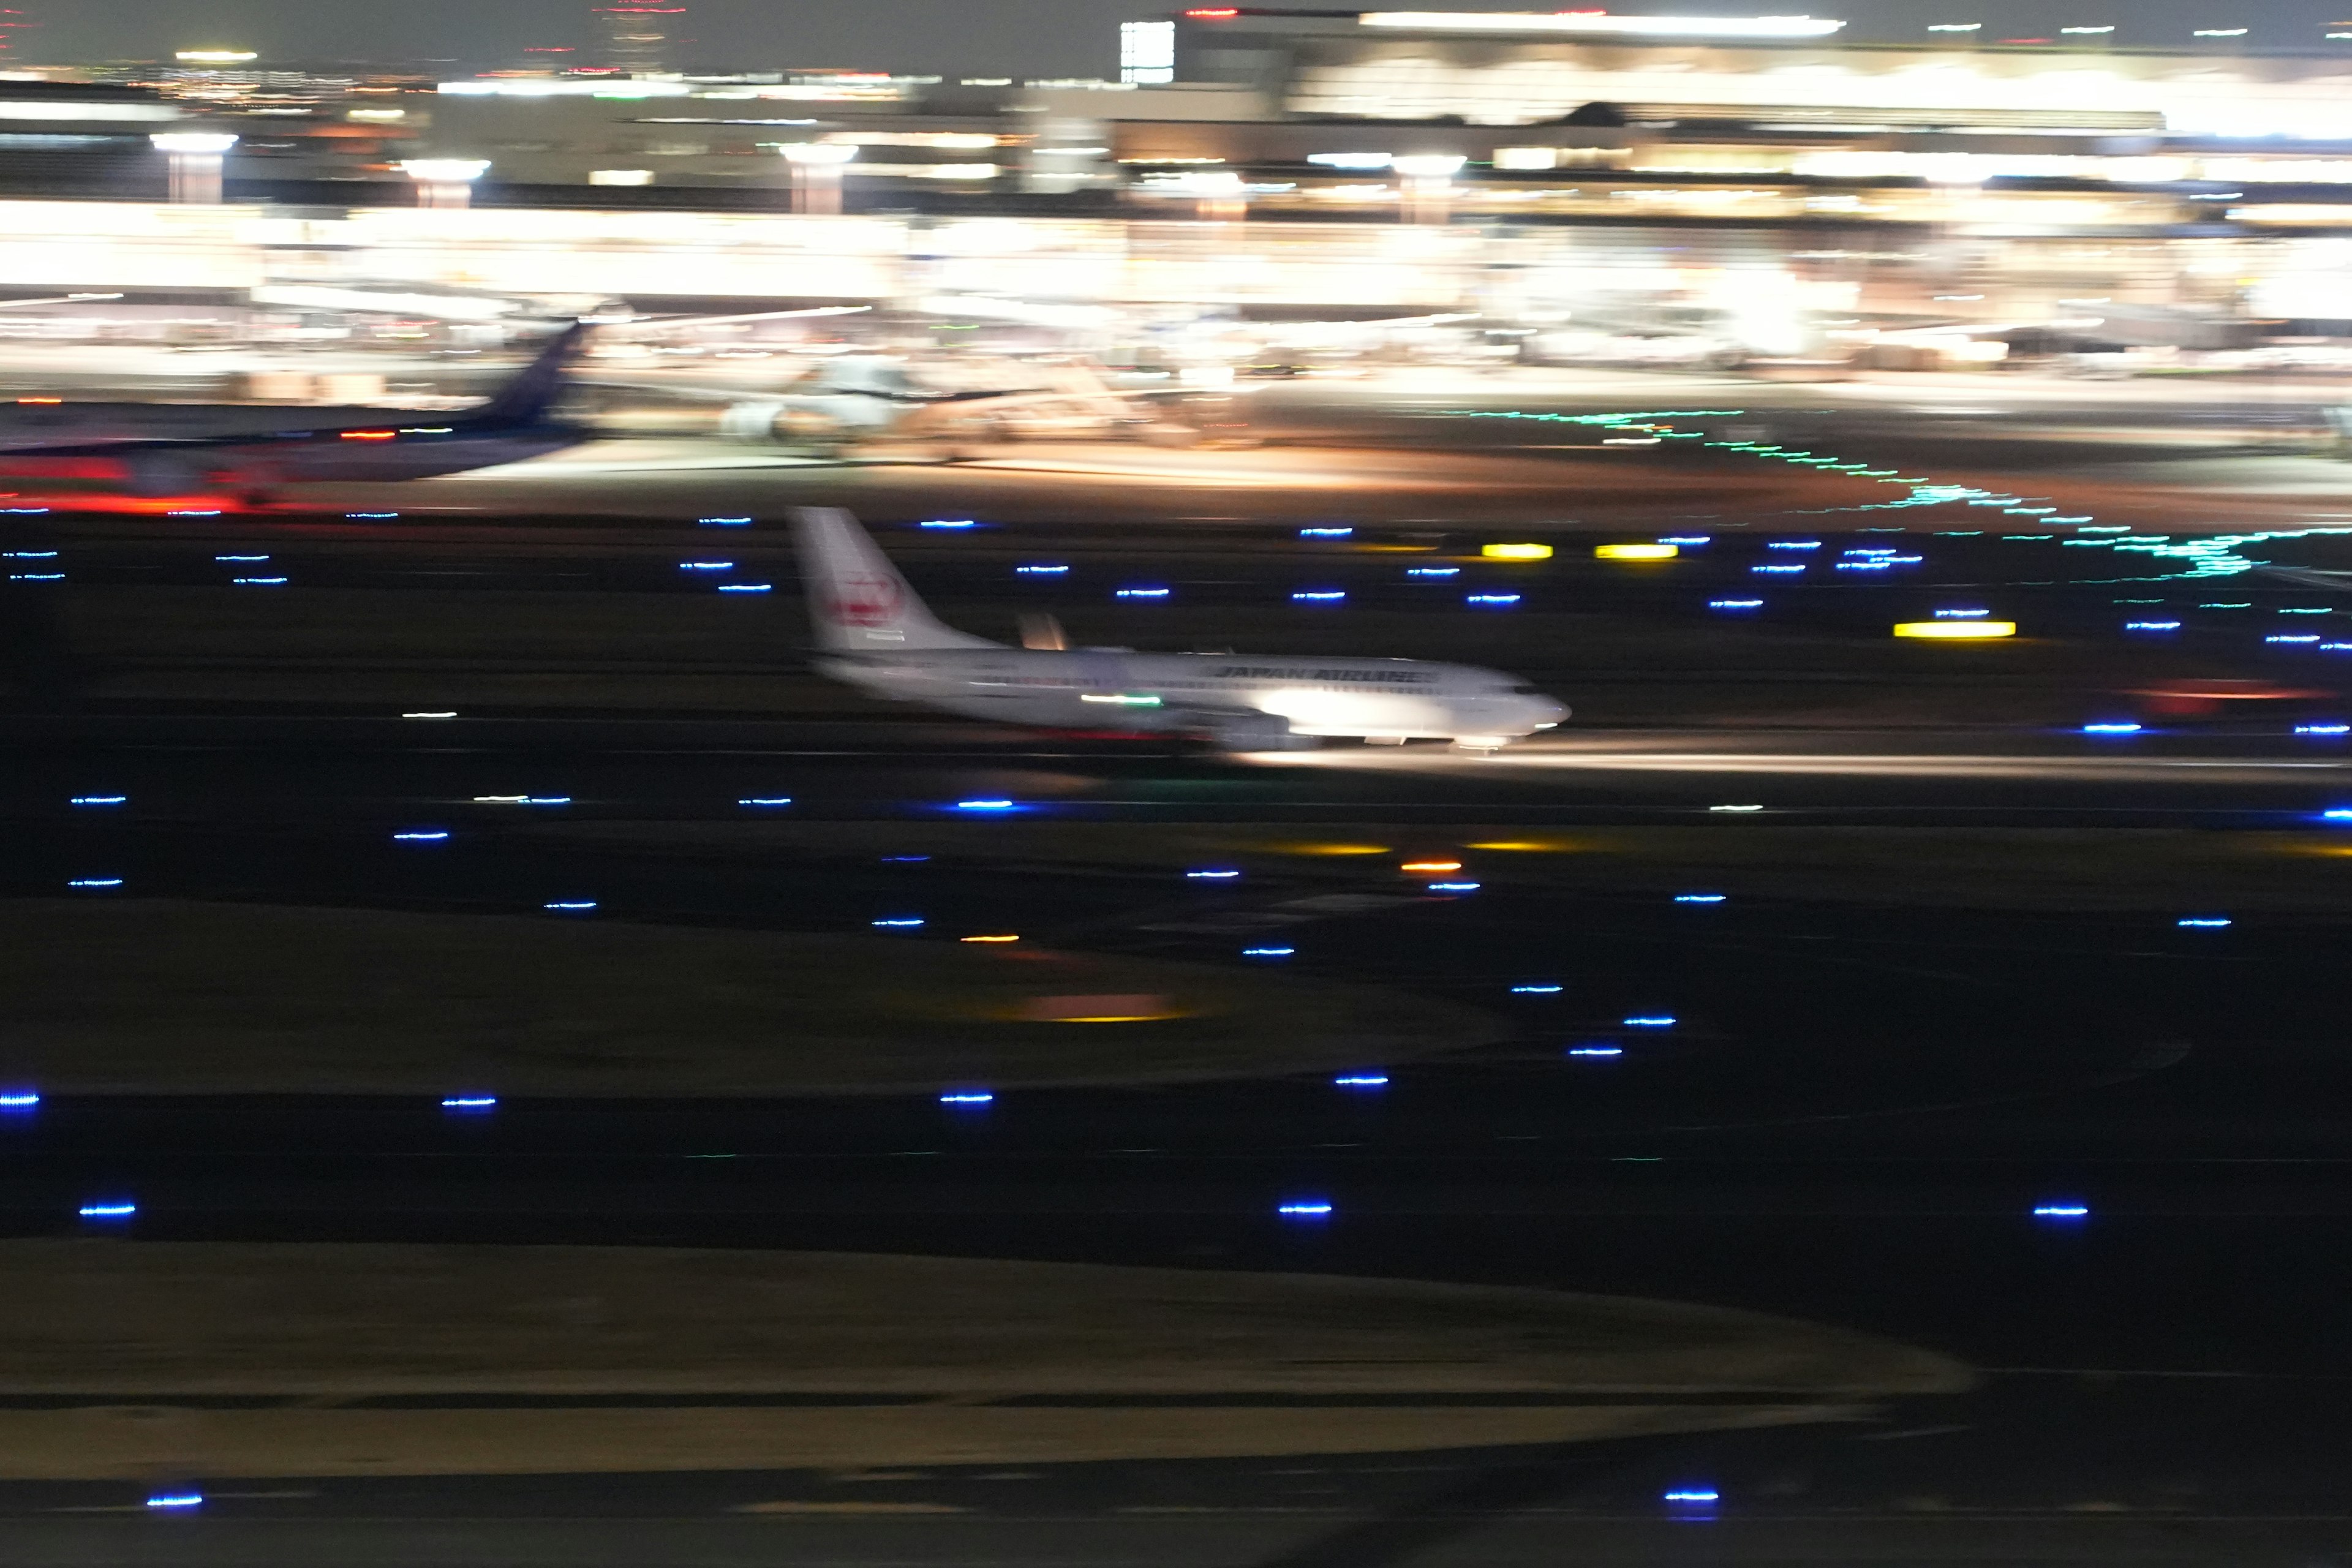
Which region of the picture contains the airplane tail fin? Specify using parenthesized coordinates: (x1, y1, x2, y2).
(790, 507, 996, 652)
(464, 321, 591, 428)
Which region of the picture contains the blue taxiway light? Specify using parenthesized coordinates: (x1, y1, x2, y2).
(2125, 620, 2182, 631)
(881, 855, 931, 863)
(1623, 1016, 1677, 1027)
(872, 918, 925, 929)
(1751, 564, 1805, 575)
(441, 1096, 497, 1111)
(2081, 723, 2144, 735)
(1465, 594, 1521, 606)
(716, 583, 772, 594)
(543, 901, 598, 913)
(1766, 540, 1821, 551)
(1709, 598, 1763, 610)
(213, 554, 268, 562)
(1406, 567, 1460, 578)
(919, 519, 979, 529)
(1186, 869, 1242, 880)
(2267, 635, 2320, 644)
(1673, 894, 1727, 904)
(67, 878, 123, 889)
(1242, 946, 1295, 959)
(1333, 1074, 1390, 1088)
(1934, 608, 1991, 619)
(2, 549, 56, 558)
(1016, 565, 1069, 575)
(69, 796, 126, 807)
(78, 1200, 135, 1219)
(1277, 1200, 1334, 1217)
(1292, 590, 1347, 603)
(1568, 1046, 1624, 1058)
(1663, 1490, 1720, 1504)
(2033, 1204, 2090, 1218)
(738, 797, 794, 807)
(0, 1091, 39, 1109)
(939, 1091, 995, 1105)
(696, 516, 753, 527)
(1425, 881, 1480, 892)
(392, 831, 450, 842)
(145, 1493, 205, 1511)
(1115, 587, 1170, 599)
(6, 572, 62, 580)
(2297, 724, 2351, 736)
(1658, 535, 1710, 546)
(1299, 526, 1354, 538)
(2177, 917, 2233, 929)
(679, 561, 734, 571)
(345, 511, 399, 519)
(955, 799, 1015, 812)
(231, 576, 288, 586)
(1511, 984, 1563, 993)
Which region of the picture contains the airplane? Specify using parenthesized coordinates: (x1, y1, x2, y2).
(791, 507, 1567, 752)
(613, 353, 1205, 458)
(0, 322, 590, 503)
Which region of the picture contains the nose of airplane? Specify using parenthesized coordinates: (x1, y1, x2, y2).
(1526, 695, 1569, 730)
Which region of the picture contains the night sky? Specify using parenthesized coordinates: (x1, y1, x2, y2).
(32, 1, 2350, 75)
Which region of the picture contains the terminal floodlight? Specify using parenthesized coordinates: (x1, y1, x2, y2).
(152, 131, 237, 203)
(1359, 12, 1845, 37)
(779, 143, 857, 214)
(400, 158, 491, 209)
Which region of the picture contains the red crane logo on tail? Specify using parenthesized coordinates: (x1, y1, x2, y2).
(826, 571, 903, 628)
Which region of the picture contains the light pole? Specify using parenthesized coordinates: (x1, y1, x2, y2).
(1391, 154, 1467, 225)
(778, 142, 858, 216)
(151, 132, 237, 205)
(399, 159, 491, 210)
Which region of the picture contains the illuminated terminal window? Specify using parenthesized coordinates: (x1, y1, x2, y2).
(1121, 20, 1177, 85)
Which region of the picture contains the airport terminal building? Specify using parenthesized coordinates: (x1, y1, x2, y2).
(14, 11, 2352, 346)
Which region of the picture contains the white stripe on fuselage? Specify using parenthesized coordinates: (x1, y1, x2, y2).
(820, 647, 1544, 740)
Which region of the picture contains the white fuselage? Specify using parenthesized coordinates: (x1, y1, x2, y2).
(818, 647, 1567, 744)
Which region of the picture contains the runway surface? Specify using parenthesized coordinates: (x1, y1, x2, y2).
(6, 366, 2352, 1562)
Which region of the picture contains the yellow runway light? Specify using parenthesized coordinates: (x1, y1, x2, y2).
(960, 934, 1022, 943)
(1893, 620, 2018, 639)
(1595, 543, 1678, 561)
(1482, 543, 1553, 560)
(1400, 859, 1463, 873)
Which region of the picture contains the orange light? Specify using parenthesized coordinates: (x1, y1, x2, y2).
(960, 934, 1022, 944)
(1185, 6, 1240, 15)
(341, 430, 397, 441)
(15, 396, 59, 404)
(1400, 860, 1463, 873)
